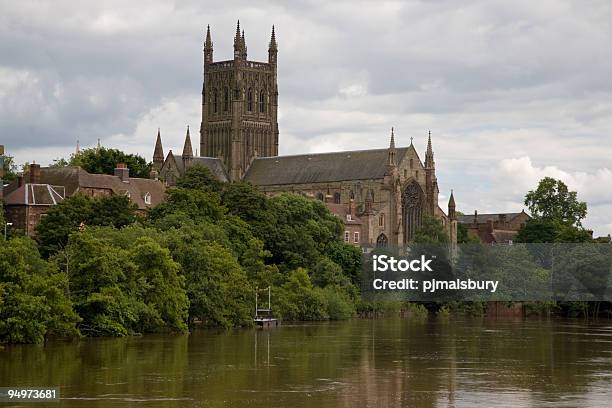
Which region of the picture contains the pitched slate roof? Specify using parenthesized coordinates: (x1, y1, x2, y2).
(35, 167, 165, 209)
(244, 147, 413, 186)
(164, 153, 229, 183)
(457, 212, 526, 224)
(191, 157, 229, 182)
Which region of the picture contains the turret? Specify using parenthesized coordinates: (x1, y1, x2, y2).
(268, 25, 278, 65)
(153, 128, 164, 170)
(204, 25, 213, 65)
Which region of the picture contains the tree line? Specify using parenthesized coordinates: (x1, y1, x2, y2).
(1, 164, 363, 343)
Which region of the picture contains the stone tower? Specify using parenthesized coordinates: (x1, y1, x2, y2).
(200, 22, 279, 180)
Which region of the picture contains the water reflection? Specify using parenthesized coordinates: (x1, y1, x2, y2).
(1, 319, 611, 407)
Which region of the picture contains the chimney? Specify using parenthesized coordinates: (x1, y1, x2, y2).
(114, 163, 130, 182)
(18, 175, 24, 188)
(473, 210, 478, 225)
(29, 163, 41, 184)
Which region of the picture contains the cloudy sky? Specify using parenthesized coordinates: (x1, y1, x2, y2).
(1, 0, 611, 235)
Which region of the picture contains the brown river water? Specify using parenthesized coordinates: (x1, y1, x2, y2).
(1, 318, 612, 407)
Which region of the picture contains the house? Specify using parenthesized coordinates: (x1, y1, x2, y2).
(3, 163, 165, 236)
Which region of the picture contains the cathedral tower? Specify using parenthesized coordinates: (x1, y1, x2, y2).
(200, 22, 279, 180)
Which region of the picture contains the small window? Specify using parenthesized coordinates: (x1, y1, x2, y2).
(213, 89, 218, 113)
(415, 170, 419, 178)
(404, 169, 408, 178)
(344, 231, 350, 242)
(410, 159, 413, 169)
(144, 192, 151, 205)
(347, 214, 352, 221)
(223, 87, 229, 112)
(247, 88, 253, 112)
(353, 232, 359, 243)
(333, 192, 341, 204)
(379, 213, 385, 227)
(317, 192, 324, 201)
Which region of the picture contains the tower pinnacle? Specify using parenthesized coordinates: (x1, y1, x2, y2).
(153, 128, 164, 170)
(204, 25, 213, 64)
(425, 131, 434, 169)
(182, 125, 193, 159)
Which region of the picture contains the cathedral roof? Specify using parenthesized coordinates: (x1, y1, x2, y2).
(166, 152, 229, 183)
(244, 147, 413, 186)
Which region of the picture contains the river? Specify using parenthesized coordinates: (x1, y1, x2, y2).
(1, 318, 612, 407)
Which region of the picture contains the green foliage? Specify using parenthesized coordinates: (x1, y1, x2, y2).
(273, 269, 328, 321)
(266, 193, 344, 271)
(65, 231, 188, 336)
(0, 154, 18, 182)
(36, 193, 137, 256)
(176, 164, 222, 192)
(414, 216, 449, 244)
(525, 177, 587, 227)
(0, 237, 80, 343)
(70, 147, 152, 178)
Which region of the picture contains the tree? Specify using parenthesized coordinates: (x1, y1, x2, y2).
(414, 216, 450, 244)
(70, 147, 152, 178)
(36, 193, 138, 256)
(517, 178, 591, 243)
(65, 231, 189, 336)
(0, 237, 80, 343)
(525, 177, 587, 227)
(176, 164, 222, 192)
(1, 153, 18, 182)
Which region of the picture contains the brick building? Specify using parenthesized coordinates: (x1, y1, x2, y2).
(3, 163, 165, 236)
(457, 210, 531, 244)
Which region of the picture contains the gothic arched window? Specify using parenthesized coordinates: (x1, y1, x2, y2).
(402, 180, 425, 243)
(333, 192, 341, 204)
(259, 91, 265, 113)
(213, 89, 218, 113)
(376, 233, 388, 248)
(349, 190, 355, 200)
(247, 88, 253, 112)
(316, 192, 324, 201)
(223, 87, 229, 112)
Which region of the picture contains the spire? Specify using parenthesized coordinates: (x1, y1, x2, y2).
(448, 189, 456, 220)
(182, 125, 193, 159)
(153, 128, 164, 170)
(241, 29, 247, 59)
(425, 130, 434, 169)
(76, 139, 80, 155)
(268, 25, 278, 64)
(387, 127, 397, 167)
(269, 25, 277, 50)
(234, 20, 242, 59)
(204, 24, 213, 64)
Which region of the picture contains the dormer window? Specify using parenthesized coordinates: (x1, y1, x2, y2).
(144, 192, 151, 205)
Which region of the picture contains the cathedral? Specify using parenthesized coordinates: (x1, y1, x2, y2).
(154, 22, 457, 248)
